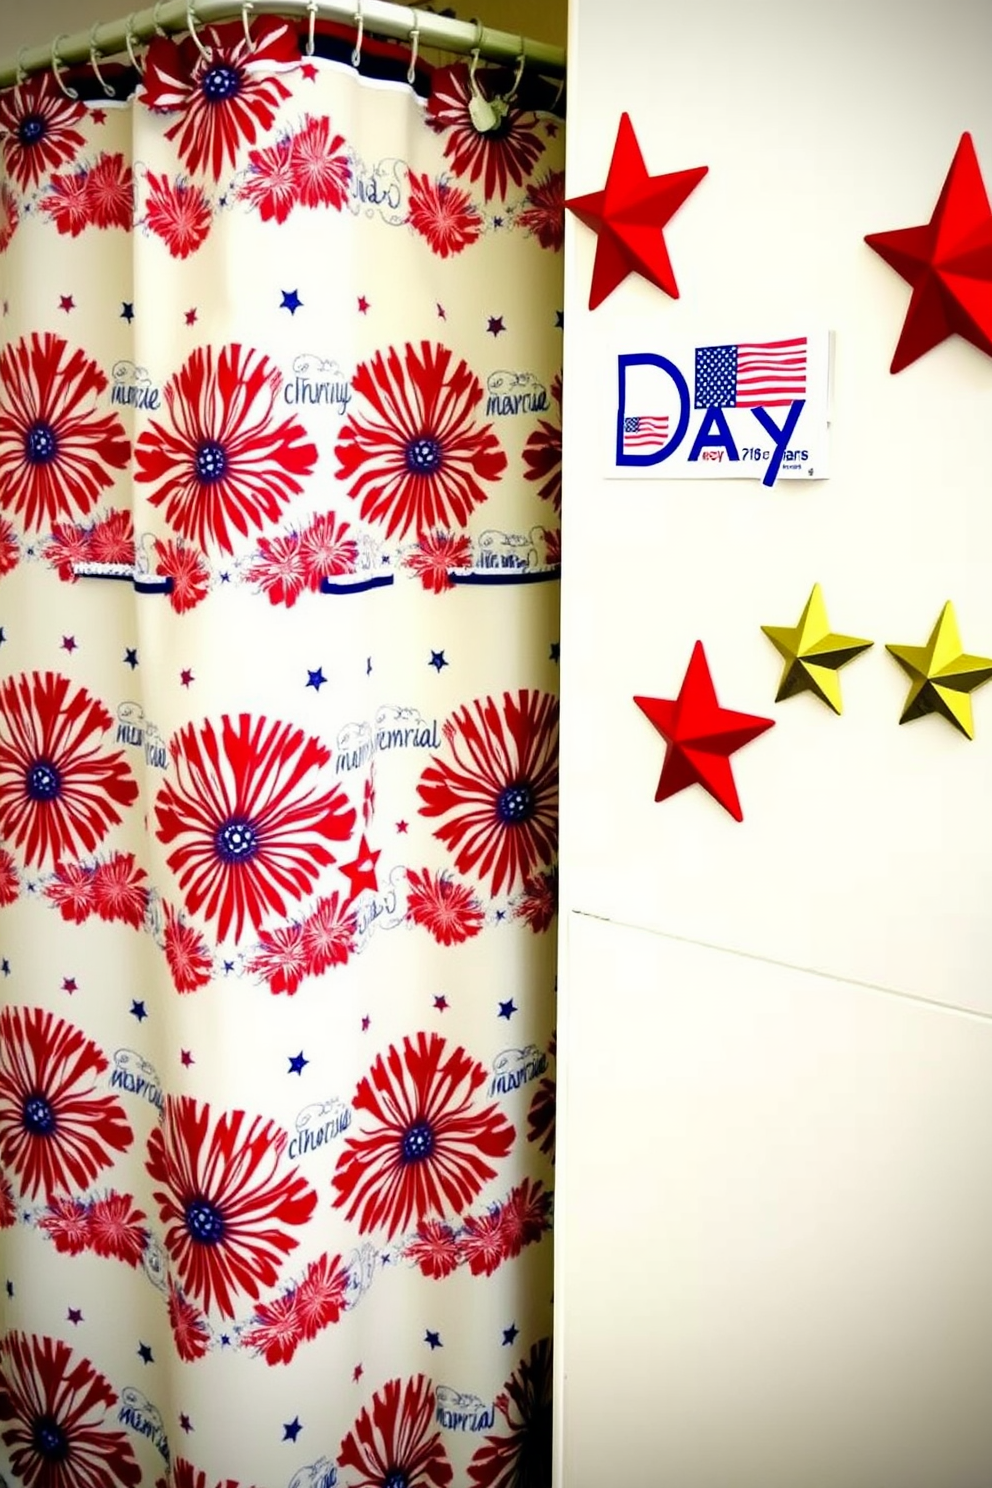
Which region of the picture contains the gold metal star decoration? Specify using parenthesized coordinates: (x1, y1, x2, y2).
(886, 602, 992, 739)
(761, 584, 873, 714)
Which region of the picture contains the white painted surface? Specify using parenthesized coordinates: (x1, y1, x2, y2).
(557, 0, 992, 1482)
(557, 914, 992, 1488)
(559, 0, 992, 1010)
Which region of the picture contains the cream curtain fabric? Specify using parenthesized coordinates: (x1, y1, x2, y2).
(0, 19, 562, 1485)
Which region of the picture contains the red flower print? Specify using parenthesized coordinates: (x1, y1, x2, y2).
(402, 529, 472, 593)
(44, 861, 97, 923)
(0, 1172, 15, 1228)
(38, 1195, 93, 1255)
(0, 671, 138, 870)
(460, 1208, 507, 1277)
(84, 153, 134, 230)
(139, 17, 298, 181)
(173, 1458, 258, 1488)
(39, 169, 93, 236)
(499, 1177, 551, 1258)
(134, 343, 318, 554)
(417, 690, 558, 898)
(0, 1332, 141, 1488)
(43, 153, 134, 236)
(522, 376, 562, 515)
(0, 74, 86, 191)
(298, 511, 358, 586)
(335, 341, 506, 540)
(527, 1082, 555, 1160)
(168, 1280, 212, 1362)
(301, 892, 357, 975)
(146, 1095, 318, 1317)
(294, 1251, 349, 1339)
(0, 1005, 132, 1201)
(0, 332, 130, 533)
(406, 867, 484, 946)
(289, 114, 350, 210)
(522, 418, 562, 515)
(88, 509, 135, 567)
(405, 1219, 462, 1280)
(0, 517, 19, 579)
(241, 1290, 305, 1365)
(467, 1339, 552, 1488)
(154, 713, 355, 944)
(42, 521, 91, 582)
(338, 1374, 452, 1488)
(362, 771, 375, 828)
(152, 536, 210, 613)
(332, 1032, 514, 1239)
(0, 182, 18, 251)
(238, 136, 296, 224)
(91, 853, 149, 929)
(407, 171, 482, 257)
(144, 172, 212, 258)
(247, 921, 308, 995)
(88, 1192, 148, 1267)
(517, 168, 565, 250)
(514, 866, 557, 934)
(543, 526, 561, 567)
(0, 847, 18, 906)
(245, 531, 307, 607)
(163, 902, 214, 994)
(426, 63, 545, 202)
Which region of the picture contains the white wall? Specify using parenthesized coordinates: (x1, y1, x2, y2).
(557, 1, 992, 1484)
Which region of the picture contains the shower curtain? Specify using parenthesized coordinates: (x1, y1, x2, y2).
(0, 16, 562, 1486)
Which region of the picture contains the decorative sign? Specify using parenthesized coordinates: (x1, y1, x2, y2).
(609, 331, 831, 485)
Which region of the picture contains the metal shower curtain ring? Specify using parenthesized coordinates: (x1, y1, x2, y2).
(407, 11, 421, 85)
(241, 0, 254, 51)
(186, 2, 212, 60)
(89, 24, 116, 96)
(305, 0, 318, 56)
(507, 39, 526, 101)
(124, 13, 142, 69)
(352, 2, 364, 68)
(51, 35, 80, 100)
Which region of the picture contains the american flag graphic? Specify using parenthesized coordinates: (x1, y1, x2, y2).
(622, 414, 670, 455)
(693, 337, 807, 408)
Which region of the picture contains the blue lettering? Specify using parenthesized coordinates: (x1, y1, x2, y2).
(288, 1108, 352, 1160)
(110, 1067, 163, 1110)
(118, 1407, 170, 1464)
(615, 354, 690, 465)
(750, 400, 805, 486)
(435, 1406, 496, 1432)
(687, 406, 740, 464)
(284, 377, 351, 415)
(111, 384, 160, 410)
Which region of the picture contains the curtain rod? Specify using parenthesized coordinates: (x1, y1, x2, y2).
(0, 0, 567, 90)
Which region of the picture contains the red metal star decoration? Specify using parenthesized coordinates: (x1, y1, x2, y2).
(865, 131, 992, 372)
(634, 642, 774, 822)
(565, 112, 708, 309)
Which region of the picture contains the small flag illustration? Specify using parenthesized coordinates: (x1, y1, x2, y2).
(622, 414, 670, 455)
(694, 337, 807, 408)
